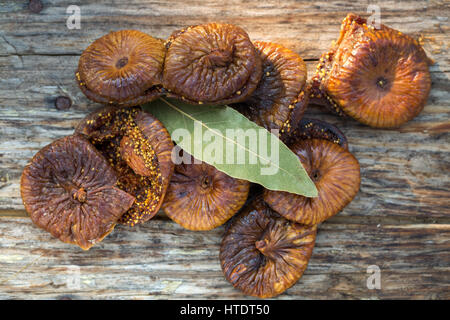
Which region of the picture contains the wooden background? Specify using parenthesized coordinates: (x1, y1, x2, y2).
(0, 0, 449, 299)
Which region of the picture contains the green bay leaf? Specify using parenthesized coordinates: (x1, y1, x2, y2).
(143, 98, 318, 197)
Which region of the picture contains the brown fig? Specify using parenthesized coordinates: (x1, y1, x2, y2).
(264, 138, 360, 225)
(162, 153, 250, 231)
(286, 118, 349, 150)
(309, 13, 432, 128)
(20, 135, 135, 250)
(76, 30, 166, 107)
(220, 197, 317, 298)
(163, 23, 262, 105)
(233, 41, 309, 140)
(75, 106, 174, 226)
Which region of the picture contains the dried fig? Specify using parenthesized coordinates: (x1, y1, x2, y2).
(220, 197, 317, 298)
(20, 135, 135, 250)
(310, 13, 432, 128)
(264, 138, 360, 225)
(75, 106, 174, 226)
(233, 41, 309, 139)
(162, 154, 250, 231)
(163, 23, 262, 105)
(76, 30, 166, 107)
(286, 118, 348, 150)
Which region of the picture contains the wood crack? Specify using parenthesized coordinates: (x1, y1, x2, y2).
(1, 34, 24, 67)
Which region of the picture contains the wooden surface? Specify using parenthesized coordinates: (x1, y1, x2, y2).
(0, 0, 449, 299)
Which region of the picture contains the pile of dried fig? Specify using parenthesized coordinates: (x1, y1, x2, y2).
(20, 14, 432, 298)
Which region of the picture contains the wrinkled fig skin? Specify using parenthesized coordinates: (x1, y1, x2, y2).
(128, 110, 175, 212)
(119, 111, 174, 183)
(133, 111, 174, 185)
(264, 139, 360, 225)
(75, 106, 174, 226)
(75, 105, 140, 142)
(286, 118, 349, 150)
(220, 198, 317, 298)
(233, 41, 309, 140)
(310, 13, 432, 128)
(20, 135, 135, 250)
(78, 83, 162, 108)
(162, 156, 250, 231)
(120, 136, 156, 177)
(163, 23, 262, 105)
(76, 30, 166, 107)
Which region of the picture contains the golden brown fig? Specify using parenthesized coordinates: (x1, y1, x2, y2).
(310, 13, 432, 128)
(75, 106, 174, 226)
(20, 135, 135, 250)
(233, 41, 309, 139)
(163, 23, 262, 105)
(162, 154, 250, 231)
(76, 30, 166, 107)
(264, 138, 360, 225)
(220, 197, 317, 298)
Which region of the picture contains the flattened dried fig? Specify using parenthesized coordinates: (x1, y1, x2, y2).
(76, 30, 166, 107)
(162, 154, 250, 231)
(233, 41, 309, 139)
(287, 118, 348, 150)
(75, 106, 174, 226)
(163, 23, 262, 105)
(264, 138, 360, 225)
(220, 198, 317, 298)
(20, 135, 135, 250)
(310, 13, 432, 128)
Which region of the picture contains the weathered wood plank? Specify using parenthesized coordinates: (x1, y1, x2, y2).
(0, 1, 448, 58)
(0, 216, 449, 299)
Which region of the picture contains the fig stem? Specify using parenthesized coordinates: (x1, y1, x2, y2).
(376, 77, 388, 89)
(72, 187, 87, 203)
(206, 49, 233, 67)
(200, 176, 210, 189)
(116, 57, 129, 69)
(255, 239, 269, 255)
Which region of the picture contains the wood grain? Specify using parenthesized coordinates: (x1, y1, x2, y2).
(0, 0, 449, 299)
(1, 215, 449, 299)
